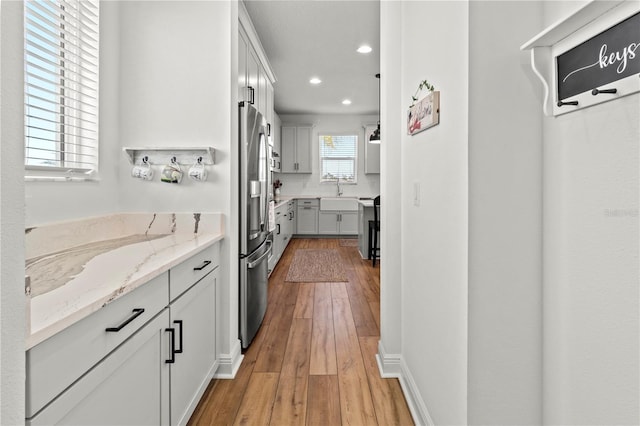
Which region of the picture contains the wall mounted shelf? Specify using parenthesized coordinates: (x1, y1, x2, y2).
(521, 0, 639, 116)
(123, 147, 215, 166)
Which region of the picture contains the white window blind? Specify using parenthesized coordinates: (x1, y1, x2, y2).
(24, 0, 100, 174)
(319, 135, 357, 183)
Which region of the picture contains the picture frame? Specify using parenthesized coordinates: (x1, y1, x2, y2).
(407, 91, 440, 135)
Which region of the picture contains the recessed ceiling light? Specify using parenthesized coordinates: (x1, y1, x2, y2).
(309, 77, 322, 85)
(342, 99, 352, 105)
(357, 45, 372, 54)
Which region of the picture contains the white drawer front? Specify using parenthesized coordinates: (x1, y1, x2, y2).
(26, 272, 168, 418)
(297, 198, 319, 207)
(169, 243, 219, 301)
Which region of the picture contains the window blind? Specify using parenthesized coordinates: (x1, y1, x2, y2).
(319, 135, 357, 182)
(24, 0, 99, 173)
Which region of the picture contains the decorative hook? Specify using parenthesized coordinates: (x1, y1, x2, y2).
(141, 156, 149, 165)
(196, 156, 203, 165)
(557, 100, 578, 107)
(591, 88, 617, 95)
(170, 156, 178, 165)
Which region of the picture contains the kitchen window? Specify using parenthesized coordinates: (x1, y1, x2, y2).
(319, 134, 357, 183)
(24, 0, 100, 178)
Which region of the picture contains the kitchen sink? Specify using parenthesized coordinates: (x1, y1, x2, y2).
(320, 197, 358, 211)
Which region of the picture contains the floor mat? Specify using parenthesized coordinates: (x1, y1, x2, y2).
(285, 249, 348, 282)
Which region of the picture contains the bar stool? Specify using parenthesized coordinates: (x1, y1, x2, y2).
(368, 195, 380, 267)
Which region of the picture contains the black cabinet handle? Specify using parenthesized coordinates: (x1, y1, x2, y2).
(557, 100, 578, 107)
(592, 88, 617, 95)
(166, 328, 176, 364)
(277, 224, 281, 235)
(193, 260, 212, 271)
(105, 308, 145, 332)
(248, 87, 255, 104)
(267, 123, 271, 136)
(174, 320, 183, 354)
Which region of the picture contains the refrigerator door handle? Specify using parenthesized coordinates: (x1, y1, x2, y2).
(248, 241, 272, 269)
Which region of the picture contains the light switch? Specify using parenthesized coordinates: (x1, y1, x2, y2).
(413, 182, 420, 206)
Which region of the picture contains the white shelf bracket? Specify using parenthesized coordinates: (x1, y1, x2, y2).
(530, 47, 552, 117)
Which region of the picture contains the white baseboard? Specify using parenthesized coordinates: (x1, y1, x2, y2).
(376, 340, 402, 378)
(398, 358, 435, 426)
(213, 339, 243, 379)
(376, 340, 434, 426)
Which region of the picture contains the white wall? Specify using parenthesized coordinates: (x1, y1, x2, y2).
(467, 2, 542, 424)
(0, 1, 26, 423)
(277, 114, 380, 198)
(399, 2, 469, 424)
(117, 0, 239, 365)
(378, 0, 403, 368)
(542, 4, 639, 425)
(24, 2, 122, 227)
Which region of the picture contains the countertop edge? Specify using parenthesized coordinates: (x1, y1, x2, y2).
(26, 233, 224, 350)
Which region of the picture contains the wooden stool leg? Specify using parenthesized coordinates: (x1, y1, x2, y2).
(368, 225, 373, 260)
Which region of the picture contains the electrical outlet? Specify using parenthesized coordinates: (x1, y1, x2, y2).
(413, 182, 420, 206)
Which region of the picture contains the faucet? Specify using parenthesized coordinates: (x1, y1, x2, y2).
(336, 177, 343, 197)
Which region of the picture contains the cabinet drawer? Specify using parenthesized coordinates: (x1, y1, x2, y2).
(26, 272, 168, 418)
(169, 243, 219, 301)
(297, 198, 319, 207)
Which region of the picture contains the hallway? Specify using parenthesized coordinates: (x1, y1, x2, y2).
(189, 238, 413, 425)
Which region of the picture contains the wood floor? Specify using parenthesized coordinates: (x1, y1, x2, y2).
(188, 238, 413, 426)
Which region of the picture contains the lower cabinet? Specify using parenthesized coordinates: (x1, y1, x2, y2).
(28, 310, 171, 425)
(169, 270, 217, 426)
(318, 211, 357, 235)
(26, 244, 220, 426)
(296, 198, 319, 235)
(339, 211, 358, 234)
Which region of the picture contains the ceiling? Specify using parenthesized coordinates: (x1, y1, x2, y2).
(243, 0, 380, 116)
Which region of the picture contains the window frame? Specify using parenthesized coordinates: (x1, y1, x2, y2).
(24, 0, 100, 181)
(318, 133, 358, 184)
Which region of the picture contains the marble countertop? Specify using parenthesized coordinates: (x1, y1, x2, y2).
(25, 213, 224, 349)
(358, 199, 374, 207)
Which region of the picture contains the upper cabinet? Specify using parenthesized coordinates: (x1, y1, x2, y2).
(281, 125, 312, 173)
(238, 3, 277, 131)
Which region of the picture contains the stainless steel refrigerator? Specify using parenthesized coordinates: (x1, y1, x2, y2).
(239, 102, 271, 349)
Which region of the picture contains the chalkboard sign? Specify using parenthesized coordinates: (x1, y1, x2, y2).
(557, 12, 640, 100)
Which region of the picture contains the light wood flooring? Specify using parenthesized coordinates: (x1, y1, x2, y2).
(188, 238, 413, 426)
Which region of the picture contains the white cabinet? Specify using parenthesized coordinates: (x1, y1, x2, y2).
(357, 202, 377, 259)
(296, 199, 319, 234)
(271, 201, 295, 268)
(272, 113, 282, 171)
(281, 125, 312, 173)
(339, 211, 358, 234)
(274, 206, 286, 263)
(318, 211, 358, 235)
(238, 32, 248, 102)
(169, 270, 217, 426)
(318, 211, 339, 234)
(239, 21, 275, 131)
(28, 310, 171, 426)
(26, 244, 220, 426)
(247, 48, 260, 108)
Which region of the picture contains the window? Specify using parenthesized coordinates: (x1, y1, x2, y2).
(24, 0, 100, 176)
(319, 134, 357, 183)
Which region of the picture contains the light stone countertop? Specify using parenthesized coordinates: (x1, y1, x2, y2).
(25, 213, 224, 349)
